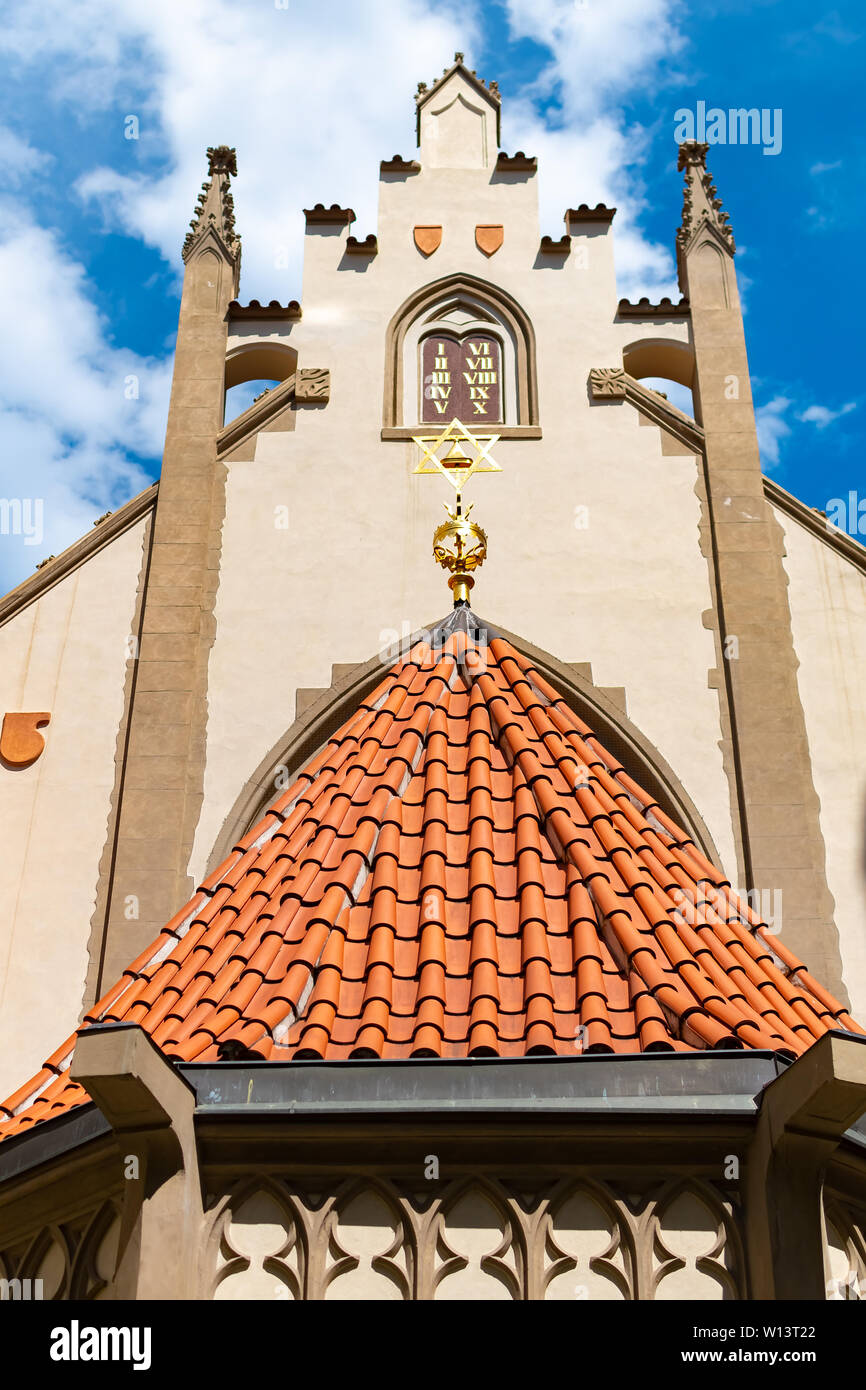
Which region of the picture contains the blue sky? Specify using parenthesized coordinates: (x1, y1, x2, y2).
(0, 0, 861, 589)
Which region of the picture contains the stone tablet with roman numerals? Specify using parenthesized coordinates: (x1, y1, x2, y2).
(421, 335, 502, 422)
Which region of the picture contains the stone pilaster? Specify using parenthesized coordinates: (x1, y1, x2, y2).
(679, 141, 846, 1002)
(86, 149, 241, 1002)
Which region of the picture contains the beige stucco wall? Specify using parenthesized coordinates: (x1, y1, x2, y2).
(774, 505, 866, 1020)
(0, 520, 147, 1100)
(190, 76, 737, 886)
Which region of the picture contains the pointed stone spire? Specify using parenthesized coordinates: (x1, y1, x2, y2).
(182, 145, 242, 270)
(676, 141, 735, 286)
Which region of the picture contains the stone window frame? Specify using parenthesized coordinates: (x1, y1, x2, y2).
(382, 272, 540, 440)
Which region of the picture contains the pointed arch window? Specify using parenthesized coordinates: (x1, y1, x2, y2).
(383, 274, 539, 438)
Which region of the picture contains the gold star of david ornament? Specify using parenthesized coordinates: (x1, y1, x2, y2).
(411, 418, 501, 492)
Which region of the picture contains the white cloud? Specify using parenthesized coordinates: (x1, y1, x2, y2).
(797, 401, 857, 428)
(0, 126, 53, 185)
(810, 159, 842, 175)
(755, 396, 792, 469)
(0, 201, 170, 587)
(0, 0, 699, 591)
(0, 0, 471, 589)
(25, 0, 475, 297)
(753, 394, 857, 471)
(502, 0, 689, 297)
(504, 0, 687, 119)
(9, 0, 690, 300)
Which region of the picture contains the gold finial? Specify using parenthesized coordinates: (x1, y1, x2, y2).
(433, 498, 487, 604)
(412, 419, 500, 605)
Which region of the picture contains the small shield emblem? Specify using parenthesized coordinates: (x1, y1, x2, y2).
(414, 225, 442, 256)
(0, 711, 51, 767)
(475, 224, 504, 256)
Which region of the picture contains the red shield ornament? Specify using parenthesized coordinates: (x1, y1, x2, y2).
(414, 225, 442, 256)
(475, 224, 504, 256)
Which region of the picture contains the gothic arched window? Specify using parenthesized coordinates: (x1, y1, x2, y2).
(383, 274, 539, 437)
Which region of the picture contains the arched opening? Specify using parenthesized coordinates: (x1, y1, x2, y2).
(223, 341, 298, 426)
(622, 338, 696, 420)
(224, 378, 280, 425)
(622, 337, 694, 388)
(638, 377, 695, 419)
(384, 273, 538, 430)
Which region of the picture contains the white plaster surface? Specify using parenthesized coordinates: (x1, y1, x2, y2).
(0, 520, 147, 1100)
(191, 106, 737, 888)
(775, 506, 866, 1019)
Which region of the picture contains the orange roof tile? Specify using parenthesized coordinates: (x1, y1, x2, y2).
(2, 612, 861, 1141)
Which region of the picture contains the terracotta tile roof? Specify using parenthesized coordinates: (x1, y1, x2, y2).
(2, 612, 861, 1141)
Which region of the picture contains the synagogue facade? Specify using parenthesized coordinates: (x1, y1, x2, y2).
(1, 57, 865, 1301)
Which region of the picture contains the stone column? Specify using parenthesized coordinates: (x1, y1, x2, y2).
(679, 141, 845, 1001)
(86, 149, 241, 1002)
(71, 1022, 204, 1299)
(745, 1031, 866, 1299)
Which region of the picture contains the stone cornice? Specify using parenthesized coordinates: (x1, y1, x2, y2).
(381, 425, 542, 442)
(345, 234, 378, 255)
(380, 155, 420, 175)
(566, 203, 616, 224)
(227, 299, 301, 321)
(303, 203, 355, 226)
(764, 476, 866, 578)
(495, 151, 536, 173)
(0, 483, 157, 628)
(539, 234, 570, 254)
(589, 367, 704, 453)
(616, 296, 690, 319)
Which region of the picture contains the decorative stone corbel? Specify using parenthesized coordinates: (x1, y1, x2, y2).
(588, 366, 627, 398)
(71, 1022, 202, 1300)
(294, 367, 330, 403)
(588, 366, 705, 453)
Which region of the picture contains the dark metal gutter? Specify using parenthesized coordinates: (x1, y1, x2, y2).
(184, 1050, 785, 1118)
(0, 1104, 109, 1185)
(6, 1050, 866, 1185)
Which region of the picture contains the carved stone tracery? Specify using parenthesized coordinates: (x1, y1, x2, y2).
(198, 1174, 744, 1302)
